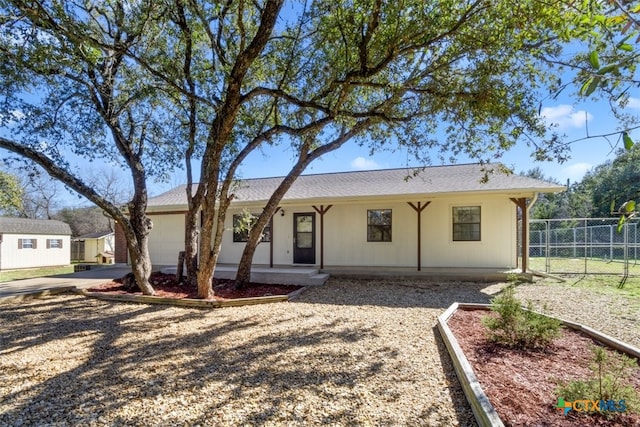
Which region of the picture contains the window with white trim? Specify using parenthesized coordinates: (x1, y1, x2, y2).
(18, 238, 37, 249)
(47, 238, 63, 249)
(367, 209, 392, 242)
(453, 206, 481, 241)
(232, 214, 271, 243)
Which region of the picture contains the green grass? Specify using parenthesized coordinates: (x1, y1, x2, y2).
(529, 256, 640, 275)
(0, 265, 75, 282)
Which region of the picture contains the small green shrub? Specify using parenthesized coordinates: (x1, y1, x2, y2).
(482, 285, 562, 349)
(555, 346, 639, 414)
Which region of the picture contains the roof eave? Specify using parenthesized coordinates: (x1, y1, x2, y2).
(144, 183, 566, 213)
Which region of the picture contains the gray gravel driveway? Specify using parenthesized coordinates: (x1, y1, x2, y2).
(1, 277, 638, 426)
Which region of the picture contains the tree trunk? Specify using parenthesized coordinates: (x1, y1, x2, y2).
(235, 161, 310, 288)
(184, 209, 200, 286)
(176, 251, 185, 283)
(0, 136, 157, 295)
(122, 200, 156, 295)
(195, 191, 217, 299)
(178, 0, 285, 297)
(235, 122, 373, 287)
(235, 208, 277, 289)
(127, 236, 155, 295)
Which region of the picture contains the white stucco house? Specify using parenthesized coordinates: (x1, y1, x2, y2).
(138, 163, 564, 272)
(71, 231, 115, 263)
(0, 217, 72, 271)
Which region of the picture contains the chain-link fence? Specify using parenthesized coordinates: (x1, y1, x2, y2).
(526, 218, 640, 276)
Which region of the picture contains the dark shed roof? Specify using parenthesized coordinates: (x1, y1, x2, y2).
(75, 231, 114, 239)
(0, 217, 72, 236)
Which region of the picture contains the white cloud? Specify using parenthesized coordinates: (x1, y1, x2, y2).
(561, 162, 592, 183)
(350, 156, 381, 170)
(627, 97, 640, 109)
(11, 110, 25, 120)
(540, 105, 593, 130)
(1, 109, 25, 126)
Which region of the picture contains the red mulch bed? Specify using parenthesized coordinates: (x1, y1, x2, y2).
(447, 309, 640, 427)
(86, 272, 302, 301)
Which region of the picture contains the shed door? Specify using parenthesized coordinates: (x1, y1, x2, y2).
(293, 213, 315, 264)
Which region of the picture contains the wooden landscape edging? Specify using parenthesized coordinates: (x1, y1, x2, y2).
(437, 302, 640, 427)
(75, 288, 302, 309)
(437, 303, 505, 427)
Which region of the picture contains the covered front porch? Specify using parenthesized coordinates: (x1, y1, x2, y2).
(160, 264, 523, 286)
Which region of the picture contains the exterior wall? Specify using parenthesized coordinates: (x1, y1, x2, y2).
(82, 235, 115, 262)
(0, 233, 71, 270)
(147, 213, 186, 266)
(218, 209, 277, 265)
(320, 201, 417, 267)
(213, 194, 517, 269)
(147, 194, 518, 269)
(420, 196, 516, 268)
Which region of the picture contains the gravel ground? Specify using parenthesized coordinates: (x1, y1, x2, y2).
(513, 279, 640, 348)
(0, 277, 638, 426)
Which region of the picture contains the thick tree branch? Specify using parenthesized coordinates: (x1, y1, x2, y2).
(0, 137, 124, 223)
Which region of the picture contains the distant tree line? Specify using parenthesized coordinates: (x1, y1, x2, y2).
(0, 165, 129, 236)
(525, 145, 640, 219)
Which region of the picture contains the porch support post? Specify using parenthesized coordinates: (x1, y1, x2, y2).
(312, 205, 333, 269)
(510, 198, 528, 273)
(407, 201, 430, 271)
(269, 207, 283, 268)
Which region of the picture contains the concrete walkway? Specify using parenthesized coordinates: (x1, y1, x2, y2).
(0, 264, 131, 299)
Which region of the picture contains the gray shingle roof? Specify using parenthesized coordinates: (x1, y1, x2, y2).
(75, 231, 114, 239)
(0, 217, 72, 235)
(148, 163, 565, 208)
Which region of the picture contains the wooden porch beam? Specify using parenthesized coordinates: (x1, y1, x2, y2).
(510, 198, 528, 273)
(312, 205, 333, 269)
(268, 207, 282, 268)
(407, 201, 431, 271)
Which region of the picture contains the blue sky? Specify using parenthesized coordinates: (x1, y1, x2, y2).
(150, 94, 640, 197)
(3, 51, 638, 207)
(2, 2, 639, 210)
(4, 90, 638, 209)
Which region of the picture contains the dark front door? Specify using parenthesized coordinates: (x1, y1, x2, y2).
(293, 213, 315, 264)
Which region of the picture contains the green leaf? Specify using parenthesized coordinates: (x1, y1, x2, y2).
(580, 78, 593, 96)
(610, 199, 616, 214)
(623, 132, 634, 150)
(625, 200, 636, 213)
(589, 51, 600, 69)
(597, 64, 618, 75)
(580, 76, 600, 96)
(0, 170, 24, 212)
(617, 215, 626, 233)
(618, 43, 633, 52)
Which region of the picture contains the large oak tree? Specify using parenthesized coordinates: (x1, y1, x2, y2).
(0, 1, 180, 294)
(151, 0, 591, 293)
(1, 0, 601, 297)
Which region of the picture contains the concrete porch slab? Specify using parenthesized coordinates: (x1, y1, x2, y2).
(160, 264, 329, 287)
(321, 266, 524, 282)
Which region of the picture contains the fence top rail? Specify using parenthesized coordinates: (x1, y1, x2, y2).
(530, 218, 639, 223)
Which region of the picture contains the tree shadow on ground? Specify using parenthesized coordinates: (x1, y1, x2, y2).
(0, 291, 476, 425)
